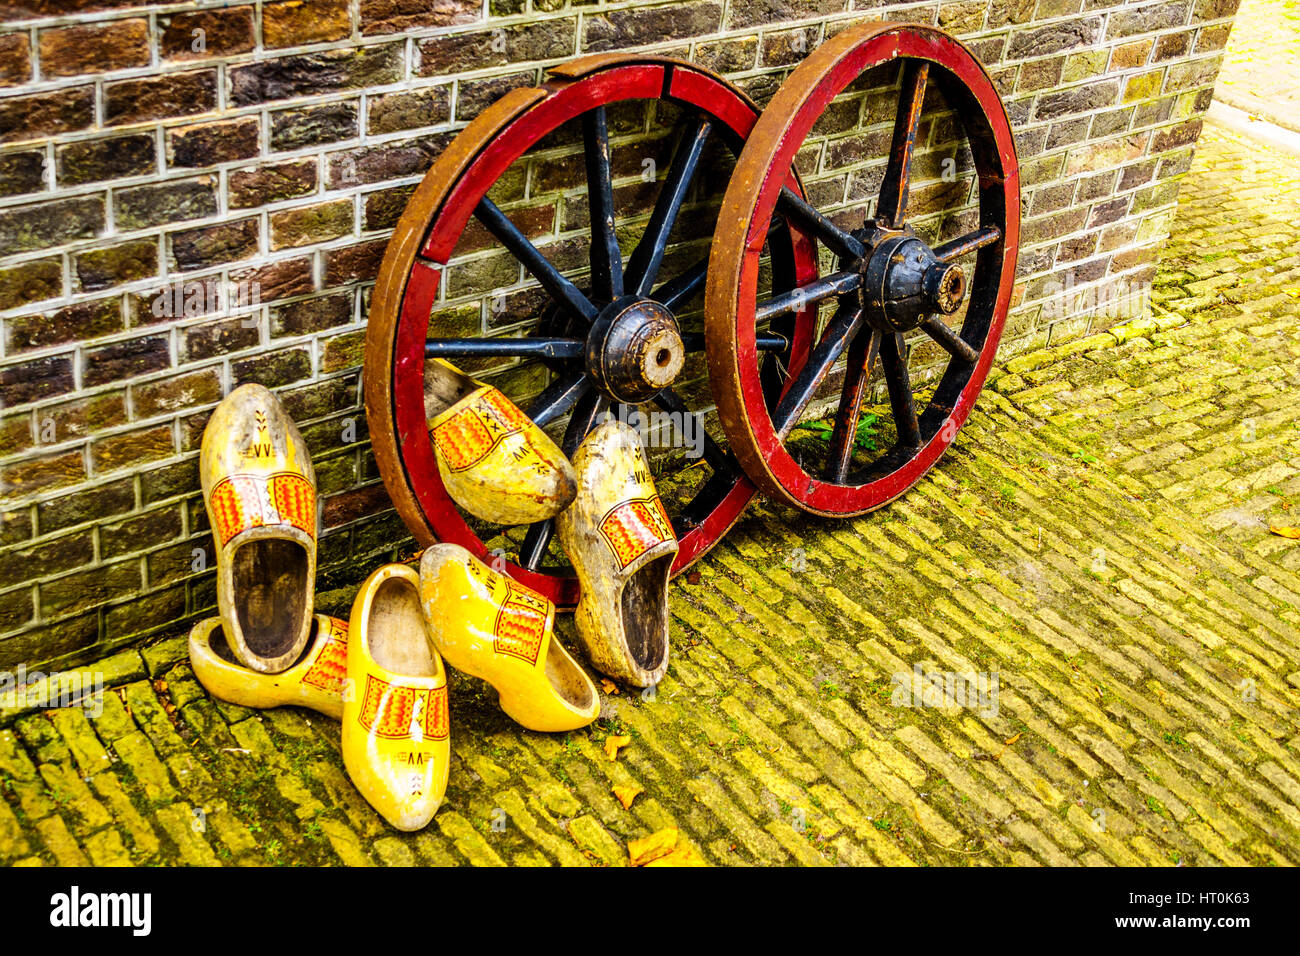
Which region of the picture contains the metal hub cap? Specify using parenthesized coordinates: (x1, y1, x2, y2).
(585, 295, 686, 404)
(859, 229, 967, 333)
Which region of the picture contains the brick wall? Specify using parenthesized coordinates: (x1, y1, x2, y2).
(0, 0, 1238, 670)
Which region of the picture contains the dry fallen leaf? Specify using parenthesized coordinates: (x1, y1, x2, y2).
(604, 734, 631, 761)
(644, 843, 708, 867)
(600, 679, 619, 695)
(628, 827, 678, 866)
(612, 783, 643, 810)
(1268, 525, 1300, 539)
(1004, 732, 1023, 746)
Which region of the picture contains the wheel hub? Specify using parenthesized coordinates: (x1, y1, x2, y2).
(855, 224, 966, 333)
(585, 295, 685, 404)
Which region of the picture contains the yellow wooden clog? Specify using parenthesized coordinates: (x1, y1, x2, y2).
(556, 421, 679, 688)
(425, 358, 576, 525)
(342, 564, 450, 832)
(188, 614, 349, 719)
(419, 543, 599, 733)
(200, 383, 317, 674)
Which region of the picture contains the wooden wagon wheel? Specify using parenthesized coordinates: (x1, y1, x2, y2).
(365, 54, 820, 606)
(705, 23, 1020, 517)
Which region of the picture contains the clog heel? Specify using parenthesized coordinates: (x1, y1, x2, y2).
(419, 543, 599, 733)
(188, 614, 348, 718)
(425, 358, 576, 524)
(343, 564, 450, 831)
(200, 383, 317, 674)
(556, 421, 679, 688)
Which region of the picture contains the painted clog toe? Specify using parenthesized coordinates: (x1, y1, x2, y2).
(343, 564, 450, 832)
(420, 543, 599, 733)
(425, 359, 576, 525)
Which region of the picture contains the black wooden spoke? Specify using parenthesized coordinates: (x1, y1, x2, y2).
(770, 302, 865, 438)
(935, 226, 1002, 263)
(826, 328, 882, 482)
(681, 332, 789, 353)
(777, 186, 867, 261)
(652, 388, 734, 476)
(877, 60, 929, 229)
(626, 116, 712, 296)
(921, 314, 979, 364)
(525, 374, 592, 428)
(583, 106, 623, 303)
(518, 388, 609, 571)
(424, 336, 584, 361)
(475, 197, 598, 324)
(755, 270, 861, 323)
(880, 331, 922, 450)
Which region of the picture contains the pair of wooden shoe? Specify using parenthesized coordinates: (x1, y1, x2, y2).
(189, 370, 677, 831)
(424, 359, 679, 689)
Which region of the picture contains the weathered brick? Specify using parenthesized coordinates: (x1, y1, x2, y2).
(231, 346, 312, 388)
(160, 7, 256, 60)
(0, 356, 74, 406)
(231, 45, 402, 105)
(270, 101, 360, 151)
(0, 86, 94, 143)
(0, 258, 61, 310)
(1108, 1, 1193, 40)
(171, 218, 261, 271)
(0, 196, 104, 254)
(182, 315, 259, 362)
(360, 0, 480, 35)
(229, 257, 315, 304)
(0, 32, 31, 86)
(84, 336, 170, 388)
(1007, 16, 1103, 58)
(115, 179, 218, 231)
(264, 0, 352, 47)
(725, 0, 842, 30)
(131, 368, 222, 419)
(322, 239, 386, 285)
(415, 20, 574, 75)
(367, 87, 451, 134)
(39, 20, 150, 77)
(586, 2, 723, 50)
(169, 119, 261, 168)
(38, 561, 141, 620)
(271, 293, 351, 337)
(270, 200, 353, 250)
(0, 150, 44, 196)
(8, 298, 121, 353)
(362, 183, 415, 231)
(105, 71, 218, 126)
(328, 135, 449, 187)
(229, 160, 317, 209)
(57, 134, 156, 186)
(1035, 80, 1120, 120)
(75, 240, 158, 293)
(90, 425, 175, 475)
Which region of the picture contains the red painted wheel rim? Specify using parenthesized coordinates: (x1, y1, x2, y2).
(382, 61, 819, 605)
(707, 24, 1020, 517)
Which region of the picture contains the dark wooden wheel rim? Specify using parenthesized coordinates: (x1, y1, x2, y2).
(365, 55, 818, 606)
(705, 23, 1021, 517)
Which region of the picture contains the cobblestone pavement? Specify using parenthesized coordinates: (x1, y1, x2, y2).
(2, 122, 1299, 867)
(1213, 0, 1300, 130)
